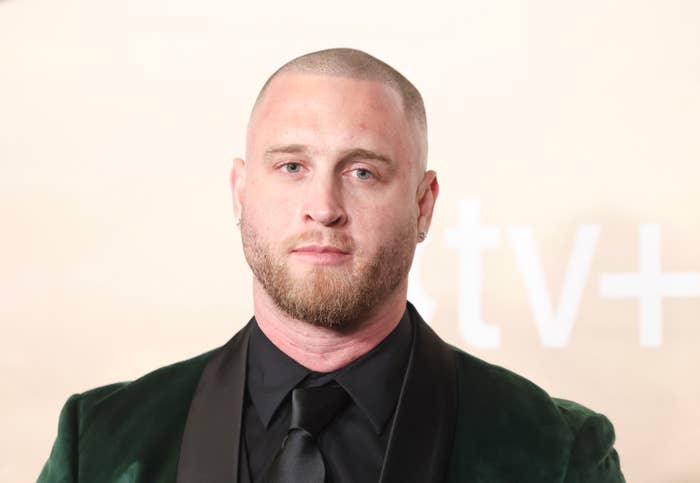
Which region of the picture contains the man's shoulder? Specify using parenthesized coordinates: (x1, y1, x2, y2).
(39, 348, 224, 482)
(412, 306, 617, 445)
(445, 345, 623, 481)
(448, 345, 599, 425)
(72, 347, 218, 413)
(39, 326, 255, 482)
(74, 320, 255, 413)
(76, 349, 218, 404)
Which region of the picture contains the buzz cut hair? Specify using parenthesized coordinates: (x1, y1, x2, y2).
(253, 48, 428, 169)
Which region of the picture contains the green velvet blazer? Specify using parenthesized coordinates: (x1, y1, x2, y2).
(38, 304, 625, 482)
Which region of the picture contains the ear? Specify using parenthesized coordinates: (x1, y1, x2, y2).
(230, 157, 247, 220)
(416, 170, 439, 234)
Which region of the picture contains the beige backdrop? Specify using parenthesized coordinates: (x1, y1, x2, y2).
(2, 1, 699, 482)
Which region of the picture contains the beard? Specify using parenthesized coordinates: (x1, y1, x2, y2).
(240, 217, 415, 330)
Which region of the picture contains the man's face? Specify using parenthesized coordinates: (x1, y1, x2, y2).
(233, 73, 435, 329)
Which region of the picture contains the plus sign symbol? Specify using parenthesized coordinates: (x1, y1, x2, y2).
(599, 224, 700, 346)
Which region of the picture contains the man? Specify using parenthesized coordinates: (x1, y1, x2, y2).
(38, 48, 625, 482)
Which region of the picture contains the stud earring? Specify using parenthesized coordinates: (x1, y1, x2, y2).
(235, 217, 241, 227)
(417, 231, 427, 242)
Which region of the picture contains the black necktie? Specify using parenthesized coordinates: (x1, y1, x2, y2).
(263, 382, 351, 483)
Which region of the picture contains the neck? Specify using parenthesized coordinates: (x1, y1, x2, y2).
(252, 280, 408, 372)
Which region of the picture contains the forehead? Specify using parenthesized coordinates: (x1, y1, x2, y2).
(247, 73, 415, 159)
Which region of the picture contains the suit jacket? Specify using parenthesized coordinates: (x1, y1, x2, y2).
(38, 304, 625, 482)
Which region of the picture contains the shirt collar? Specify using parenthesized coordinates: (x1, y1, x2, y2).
(334, 309, 412, 434)
(246, 321, 309, 429)
(246, 307, 412, 435)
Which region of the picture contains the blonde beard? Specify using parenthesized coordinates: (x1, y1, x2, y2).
(240, 220, 415, 329)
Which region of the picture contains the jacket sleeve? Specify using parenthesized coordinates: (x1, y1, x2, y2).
(37, 394, 80, 483)
(560, 402, 625, 483)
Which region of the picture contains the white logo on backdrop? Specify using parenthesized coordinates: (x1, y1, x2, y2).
(408, 199, 700, 348)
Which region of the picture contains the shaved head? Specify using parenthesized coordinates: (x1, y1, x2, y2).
(235, 47, 440, 331)
(251, 48, 428, 170)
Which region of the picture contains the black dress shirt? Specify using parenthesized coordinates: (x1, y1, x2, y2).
(239, 309, 413, 483)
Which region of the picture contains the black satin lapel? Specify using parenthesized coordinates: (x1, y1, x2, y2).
(177, 321, 252, 483)
(379, 303, 458, 483)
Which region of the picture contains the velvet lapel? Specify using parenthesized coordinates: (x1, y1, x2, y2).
(177, 320, 253, 483)
(379, 303, 459, 483)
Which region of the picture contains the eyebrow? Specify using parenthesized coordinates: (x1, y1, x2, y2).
(264, 144, 308, 158)
(339, 148, 394, 165)
(264, 144, 394, 165)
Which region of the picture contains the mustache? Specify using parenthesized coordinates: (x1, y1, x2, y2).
(285, 231, 356, 253)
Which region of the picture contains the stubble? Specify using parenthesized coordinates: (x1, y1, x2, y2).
(240, 218, 415, 329)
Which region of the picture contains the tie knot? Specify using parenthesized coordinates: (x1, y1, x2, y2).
(290, 382, 350, 437)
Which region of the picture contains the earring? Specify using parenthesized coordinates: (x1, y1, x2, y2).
(235, 217, 241, 227)
(417, 231, 427, 243)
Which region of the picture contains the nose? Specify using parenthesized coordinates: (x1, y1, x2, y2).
(302, 174, 347, 227)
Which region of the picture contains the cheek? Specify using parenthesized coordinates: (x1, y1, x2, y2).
(351, 186, 417, 225)
(245, 176, 294, 213)
(246, 170, 302, 208)
(243, 195, 290, 243)
(351, 202, 416, 247)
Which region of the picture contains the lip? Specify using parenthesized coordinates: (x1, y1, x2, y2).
(292, 245, 349, 254)
(291, 245, 351, 265)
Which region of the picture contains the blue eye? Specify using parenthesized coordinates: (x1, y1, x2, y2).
(282, 163, 302, 173)
(354, 168, 373, 180)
